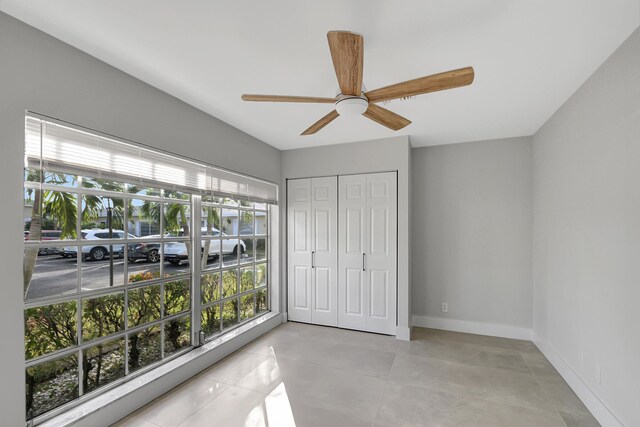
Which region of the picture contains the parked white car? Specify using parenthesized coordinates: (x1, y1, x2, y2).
(62, 229, 136, 261)
(164, 227, 245, 265)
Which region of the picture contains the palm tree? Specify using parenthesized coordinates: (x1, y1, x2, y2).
(23, 171, 103, 297)
(137, 196, 222, 269)
(138, 191, 217, 264)
(137, 191, 162, 228)
(81, 178, 135, 231)
(201, 205, 220, 265)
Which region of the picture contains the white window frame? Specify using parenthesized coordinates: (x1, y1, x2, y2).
(23, 113, 280, 426)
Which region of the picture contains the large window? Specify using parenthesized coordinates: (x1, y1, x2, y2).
(23, 115, 275, 422)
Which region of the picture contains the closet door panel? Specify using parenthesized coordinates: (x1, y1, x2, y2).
(293, 211, 309, 251)
(338, 174, 367, 330)
(293, 265, 310, 309)
(314, 209, 330, 252)
(345, 208, 363, 253)
(369, 207, 389, 255)
(364, 172, 397, 334)
(345, 268, 364, 315)
(314, 267, 331, 312)
(369, 269, 388, 318)
(287, 179, 312, 322)
(310, 176, 338, 326)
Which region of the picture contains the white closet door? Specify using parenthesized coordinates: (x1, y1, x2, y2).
(364, 172, 397, 335)
(310, 177, 338, 326)
(338, 174, 367, 331)
(287, 179, 312, 322)
(338, 172, 397, 334)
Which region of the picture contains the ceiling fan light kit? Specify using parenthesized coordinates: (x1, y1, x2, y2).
(335, 96, 368, 117)
(242, 30, 474, 136)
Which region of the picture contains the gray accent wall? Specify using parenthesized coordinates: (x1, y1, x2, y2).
(532, 27, 640, 426)
(0, 12, 280, 426)
(412, 137, 533, 331)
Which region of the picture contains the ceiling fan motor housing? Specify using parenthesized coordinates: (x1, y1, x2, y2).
(335, 96, 368, 117)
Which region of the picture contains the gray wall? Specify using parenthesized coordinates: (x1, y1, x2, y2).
(412, 137, 533, 331)
(532, 27, 640, 426)
(280, 136, 412, 337)
(0, 12, 280, 426)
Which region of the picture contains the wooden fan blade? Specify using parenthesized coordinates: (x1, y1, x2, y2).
(365, 67, 474, 103)
(327, 31, 364, 96)
(242, 94, 335, 103)
(363, 104, 411, 131)
(301, 110, 340, 135)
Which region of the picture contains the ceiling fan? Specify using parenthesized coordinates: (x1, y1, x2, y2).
(241, 31, 475, 136)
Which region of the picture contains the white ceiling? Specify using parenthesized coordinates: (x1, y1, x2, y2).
(1, 1, 639, 150)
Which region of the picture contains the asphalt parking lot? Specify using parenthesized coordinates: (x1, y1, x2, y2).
(26, 252, 256, 301)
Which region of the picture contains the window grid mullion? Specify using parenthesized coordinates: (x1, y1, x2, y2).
(191, 195, 202, 345)
(159, 199, 166, 360)
(23, 272, 190, 309)
(76, 181, 83, 398)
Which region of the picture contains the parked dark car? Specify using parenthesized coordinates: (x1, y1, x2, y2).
(127, 240, 161, 263)
(25, 230, 62, 255)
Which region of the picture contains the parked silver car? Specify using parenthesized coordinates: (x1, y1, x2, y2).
(63, 229, 136, 261)
(164, 227, 245, 265)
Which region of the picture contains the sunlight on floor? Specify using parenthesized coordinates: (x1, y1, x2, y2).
(243, 382, 296, 427)
(264, 383, 296, 426)
(244, 351, 295, 427)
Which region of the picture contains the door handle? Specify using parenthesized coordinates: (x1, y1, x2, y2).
(363, 253, 366, 271)
(312, 251, 315, 268)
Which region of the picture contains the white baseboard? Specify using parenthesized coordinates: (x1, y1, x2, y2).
(532, 332, 623, 427)
(281, 312, 288, 323)
(396, 325, 412, 341)
(412, 315, 533, 341)
(410, 317, 623, 426)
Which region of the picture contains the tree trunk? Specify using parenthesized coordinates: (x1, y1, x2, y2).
(168, 320, 181, 350)
(24, 188, 42, 297)
(129, 335, 140, 370)
(82, 353, 91, 392)
(202, 239, 211, 266)
(179, 208, 191, 261)
(95, 344, 103, 387)
(201, 207, 214, 266)
(26, 370, 35, 418)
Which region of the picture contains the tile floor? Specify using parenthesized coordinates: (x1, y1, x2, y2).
(112, 323, 600, 427)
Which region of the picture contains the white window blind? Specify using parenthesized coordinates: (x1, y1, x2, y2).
(25, 115, 278, 204)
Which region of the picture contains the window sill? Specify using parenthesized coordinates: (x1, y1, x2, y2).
(40, 311, 282, 427)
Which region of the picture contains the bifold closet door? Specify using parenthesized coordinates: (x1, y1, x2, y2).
(310, 177, 338, 326)
(338, 172, 397, 334)
(287, 177, 338, 326)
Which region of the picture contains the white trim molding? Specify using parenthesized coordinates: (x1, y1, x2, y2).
(396, 326, 412, 341)
(532, 332, 624, 427)
(412, 315, 533, 341)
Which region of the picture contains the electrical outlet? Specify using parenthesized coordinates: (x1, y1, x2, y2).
(441, 303, 448, 313)
(594, 365, 601, 385)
